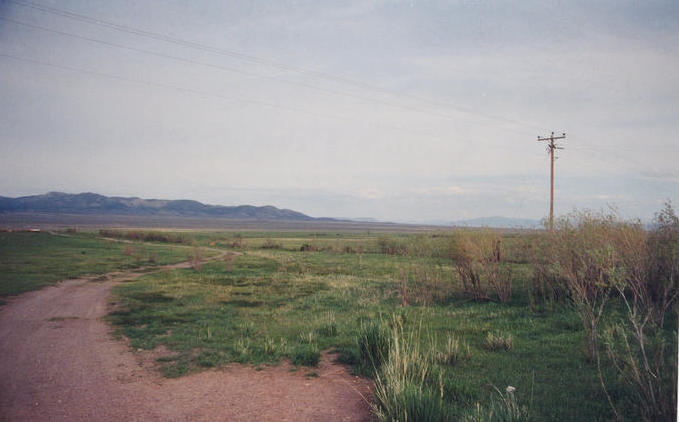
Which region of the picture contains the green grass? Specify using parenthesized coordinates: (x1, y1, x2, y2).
(105, 231, 629, 420)
(5, 228, 660, 420)
(0, 231, 198, 296)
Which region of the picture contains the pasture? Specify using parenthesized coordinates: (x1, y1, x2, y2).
(1, 210, 676, 421)
(0, 231, 196, 297)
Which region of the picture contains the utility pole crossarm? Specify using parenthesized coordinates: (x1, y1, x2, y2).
(537, 133, 566, 142)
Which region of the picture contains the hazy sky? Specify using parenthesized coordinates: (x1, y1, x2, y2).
(1, 0, 677, 223)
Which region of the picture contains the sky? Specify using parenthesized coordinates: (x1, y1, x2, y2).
(1, 0, 677, 223)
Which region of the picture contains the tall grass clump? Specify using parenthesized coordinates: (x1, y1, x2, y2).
(436, 334, 472, 365)
(483, 332, 514, 352)
(291, 343, 320, 366)
(461, 386, 530, 422)
(357, 318, 390, 372)
(397, 268, 410, 307)
(315, 311, 338, 338)
(372, 320, 450, 422)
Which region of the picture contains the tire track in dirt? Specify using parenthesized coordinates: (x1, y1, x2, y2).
(0, 248, 373, 421)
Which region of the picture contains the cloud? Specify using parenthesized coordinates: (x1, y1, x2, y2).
(412, 185, 478, 196)
(356, 188, 384, 200)
(0, 0, 676, 222)
(641, 168, 679, 181)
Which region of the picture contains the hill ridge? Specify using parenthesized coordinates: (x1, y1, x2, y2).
(0, 192, 317, 221)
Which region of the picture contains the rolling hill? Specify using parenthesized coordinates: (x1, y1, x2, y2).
(0, 192, 317, 221)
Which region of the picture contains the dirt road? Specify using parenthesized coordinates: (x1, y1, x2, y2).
(0, 260, 373, 421)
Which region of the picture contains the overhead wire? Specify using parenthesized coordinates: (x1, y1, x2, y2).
(5, 0, 544, 133)
(1, 1, 565, 218)
(0, 52, 479, 145)
(0, 15, 527, 131)
(0, 51, 544, 215)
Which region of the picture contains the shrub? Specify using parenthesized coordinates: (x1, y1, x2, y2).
(453, 234, 488, 301)
(190, 247, 203, 271)
(527, 235, 566, 311)
(601, 321, 676, 421)
(300, 243, 320, 252)
(261, 238, 282, 249)
(231, 233, 243, 248)
(550, 210, 625, 360)
(599, 203, 679, 421)
(451, 230, 513, 302)
(645, 202, 679, 326)
(224, 252, 235, 272)
(99, 229, 189, 244)
(487, 260, 513, 304)
(377, 235, 408, 256)
(548, 204, 678, 421)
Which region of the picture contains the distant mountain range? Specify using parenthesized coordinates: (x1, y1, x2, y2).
(0, 192, 319, 221)
(0, 192, 544, 228)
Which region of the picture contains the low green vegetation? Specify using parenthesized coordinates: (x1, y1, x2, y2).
(99, 229, 191, 244)
(3, 204, 676, 421)
(106, 210, 678, 421)
(0, 231, 196, 297)
(109, 245, 615, 419)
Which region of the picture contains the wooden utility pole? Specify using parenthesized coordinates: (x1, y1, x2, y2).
(538, 132, 565, 232)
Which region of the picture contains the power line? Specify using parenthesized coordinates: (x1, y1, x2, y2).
(0, 16, 514, 128)
(0, 52, 468, 144)
(6, 0, 543, 132)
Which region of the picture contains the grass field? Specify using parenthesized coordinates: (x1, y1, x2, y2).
(109, 252, 612, 420)
(2, 224, 676, 421)
(104, 230, 619, 420)
(0, 231, 202, 297)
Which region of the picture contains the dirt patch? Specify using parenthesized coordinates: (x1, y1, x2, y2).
(0, 262, 373, 421)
